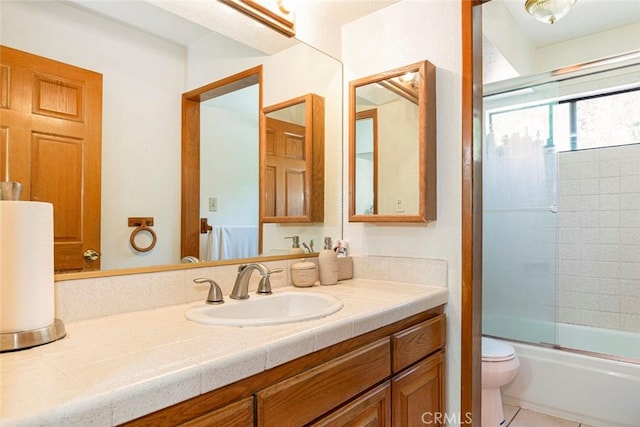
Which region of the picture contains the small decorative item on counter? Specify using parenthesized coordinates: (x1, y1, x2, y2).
(291, 259, 318, 287)
(335, 240, 349, 257)
(337, 257, 353, 281)
(318, 236, 338, 286)
(285, 235, 306, 254)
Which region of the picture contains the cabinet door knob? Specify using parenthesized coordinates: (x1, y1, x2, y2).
(83, 249, 100, 261)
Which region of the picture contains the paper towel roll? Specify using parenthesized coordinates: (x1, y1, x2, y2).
(0, 201, 54, 333)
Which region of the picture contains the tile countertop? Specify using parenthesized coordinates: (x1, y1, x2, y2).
(0, 279, 448, 427)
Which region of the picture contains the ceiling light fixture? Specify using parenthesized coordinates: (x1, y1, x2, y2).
(525, 0, 577, 24)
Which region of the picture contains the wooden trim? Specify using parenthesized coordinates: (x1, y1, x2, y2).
(219, 0, 295, 38)
(55, 252, 316, 282)
(181, 66, 263, 260)
(461, 0, 485, 425)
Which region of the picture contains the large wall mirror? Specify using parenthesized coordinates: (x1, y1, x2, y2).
(0, 0, 342, 276)
(349, 60, 437, 223)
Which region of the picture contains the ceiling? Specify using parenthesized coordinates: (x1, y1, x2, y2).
(496, 0, 640, 47)
(64, 0, 402, 55)
(308, 0, 401, 25)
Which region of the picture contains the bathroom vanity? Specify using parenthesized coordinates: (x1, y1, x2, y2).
(125, 309, 445, 426)
(0, 279, 448, 426)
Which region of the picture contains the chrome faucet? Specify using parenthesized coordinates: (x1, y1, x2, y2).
(230, 263, 283, 300)
(193, 278, 224, 304)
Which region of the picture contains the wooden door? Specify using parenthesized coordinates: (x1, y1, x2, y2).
(0, 46, 102, 272)
(391, 351, 445, 427)
(264, 117, 307, 217)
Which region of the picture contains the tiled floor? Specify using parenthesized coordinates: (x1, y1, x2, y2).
(504, 404, 596, 427)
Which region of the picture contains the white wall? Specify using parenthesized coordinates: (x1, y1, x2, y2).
(377, 99, 420, 215)
(342, 0, 462, 420)
(199, 89, 259, 227)
(534, 23, 640, 74)
(482, 1, 535, 77)
(1, 0, 184, 270)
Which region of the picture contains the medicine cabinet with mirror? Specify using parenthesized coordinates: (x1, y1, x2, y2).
(349, 60, 437, 223)
(261, 93, 324, 223)
(0, 0, 342, 277)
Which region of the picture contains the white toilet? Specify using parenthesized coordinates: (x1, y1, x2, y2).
(482, 337, 520, 427)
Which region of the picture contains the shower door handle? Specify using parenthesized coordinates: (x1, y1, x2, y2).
(549, 205, 557, 213)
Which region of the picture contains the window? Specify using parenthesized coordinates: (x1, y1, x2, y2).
(488, 87, 640, 152)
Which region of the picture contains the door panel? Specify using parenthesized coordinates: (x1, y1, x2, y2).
(0, 45, 102, 272)
(265, 117, 306, 218)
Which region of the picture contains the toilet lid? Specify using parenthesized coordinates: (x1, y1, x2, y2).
(482, 337, 515, 361)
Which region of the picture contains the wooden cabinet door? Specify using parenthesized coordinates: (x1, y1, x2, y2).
(391, 351, 445, 427)
(264, 116, 307, 217)
(0, 45, 102, 272)
(312, 381, 391, 427)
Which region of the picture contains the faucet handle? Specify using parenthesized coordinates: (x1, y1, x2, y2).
(257, 276, 273, 295)
(256, 267, 282, 295)
(193, 278, 224, 305)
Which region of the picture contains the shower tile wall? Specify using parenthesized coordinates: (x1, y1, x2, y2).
(557, 144, 640, 333)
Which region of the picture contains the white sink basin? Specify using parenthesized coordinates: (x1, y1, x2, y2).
(185, 291, 343, 326)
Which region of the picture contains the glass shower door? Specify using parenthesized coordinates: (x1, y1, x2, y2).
(482, 82, 560, 345)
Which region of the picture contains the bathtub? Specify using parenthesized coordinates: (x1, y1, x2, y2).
(496, 333, 640, 427)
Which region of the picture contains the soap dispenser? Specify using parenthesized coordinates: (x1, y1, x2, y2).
(285, 235, 306, 254)
(318, 237, 338, 285)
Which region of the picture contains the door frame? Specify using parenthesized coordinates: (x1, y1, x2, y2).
(181, 66, 263, 259)
(461, 0, 487, 424)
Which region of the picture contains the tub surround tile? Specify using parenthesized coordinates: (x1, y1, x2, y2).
(556, 145, 640, 334)
(4, 279, 448, 425)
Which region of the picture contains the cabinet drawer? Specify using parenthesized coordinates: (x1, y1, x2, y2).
(311, 381, 391, 427)
(391, 314, 445, 373)
(256, 338, 391, 427)
(181, 397, 253, 427)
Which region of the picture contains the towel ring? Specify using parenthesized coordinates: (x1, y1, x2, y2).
(128, 217, 157, 252)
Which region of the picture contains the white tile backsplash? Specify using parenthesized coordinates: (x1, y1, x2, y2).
(55, 256, 448, 323)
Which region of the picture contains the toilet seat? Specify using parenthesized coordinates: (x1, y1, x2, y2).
(482, 337, 516, 362)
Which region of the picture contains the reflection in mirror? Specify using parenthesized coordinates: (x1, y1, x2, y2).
(181, 67, 261, 261)
(2, 0, 343, 278)
(261, 94, 324, 223)
(354, 110, 377, 215)
(199, 75, 260, 261)
(349, 61, 436, 223)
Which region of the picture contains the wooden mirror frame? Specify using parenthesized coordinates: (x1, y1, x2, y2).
(348, 60, 437, 223)
(259, 93, 325, 224)
(181, 66, 263, 259)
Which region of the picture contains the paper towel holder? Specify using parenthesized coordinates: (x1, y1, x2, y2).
(0, 319, 66, 353)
